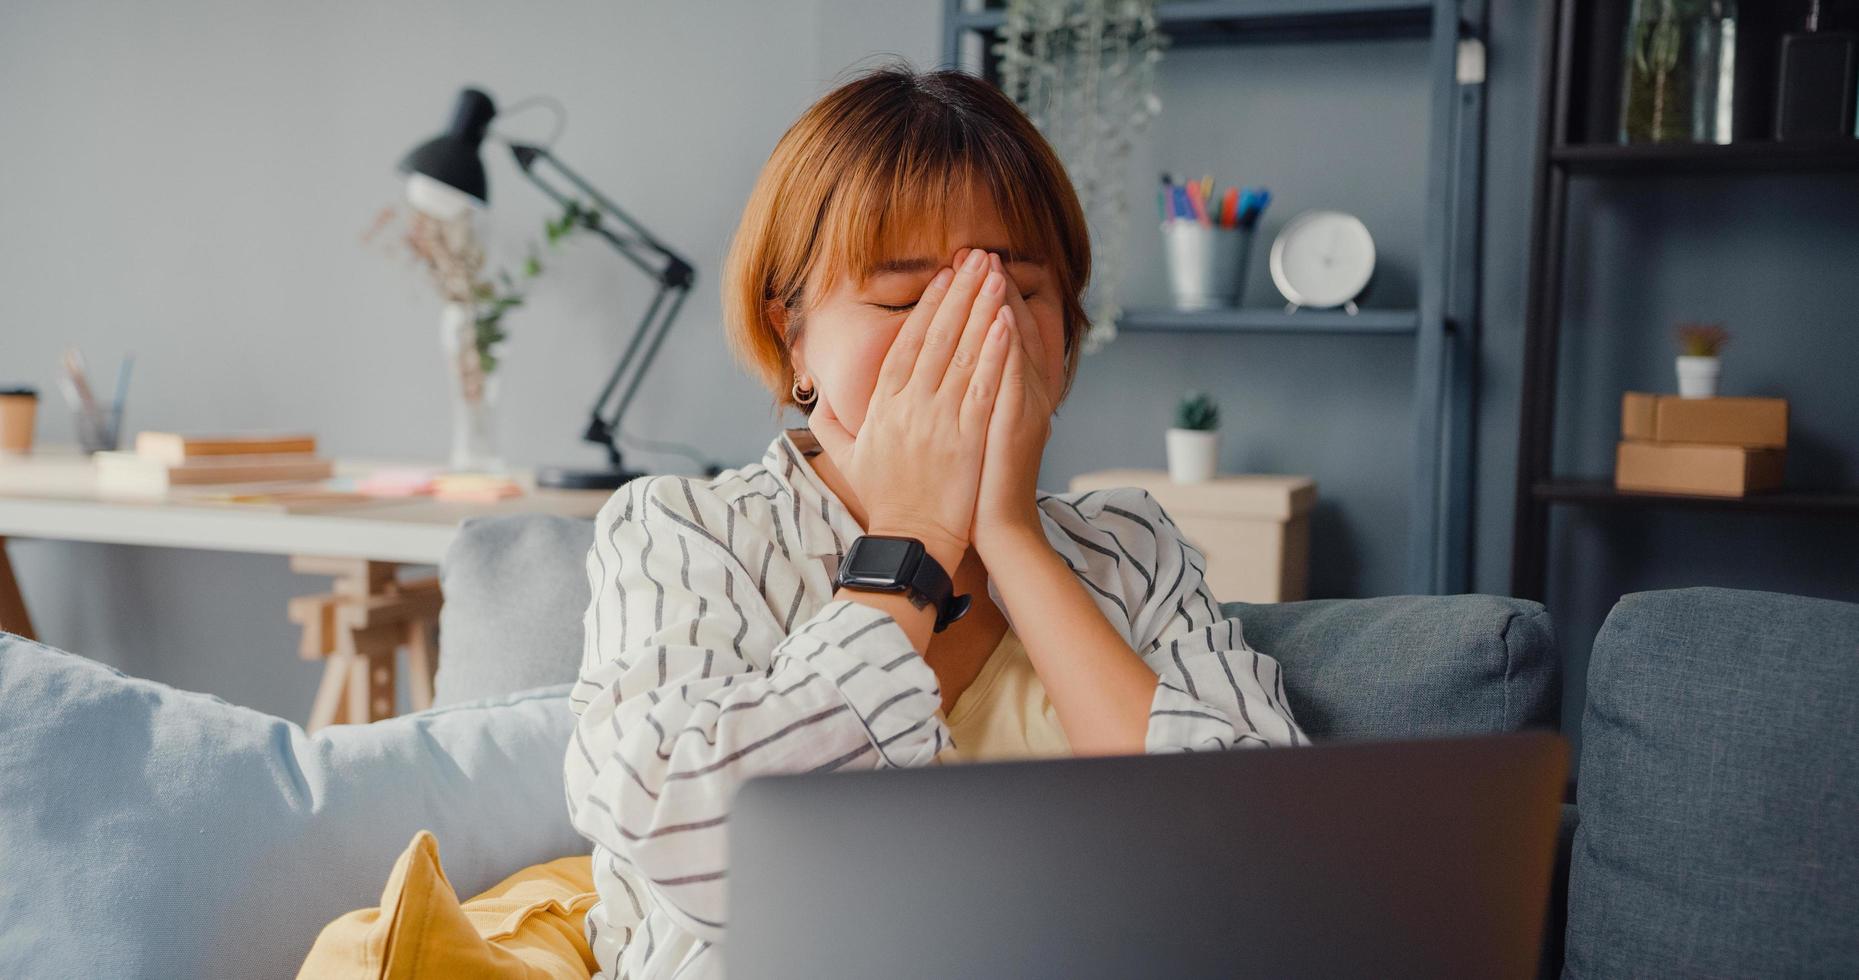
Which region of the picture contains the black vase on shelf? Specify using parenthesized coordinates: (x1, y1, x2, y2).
(1775, 0, 1859, 139)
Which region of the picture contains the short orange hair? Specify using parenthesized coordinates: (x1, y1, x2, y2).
(722, 63, 1092, 417)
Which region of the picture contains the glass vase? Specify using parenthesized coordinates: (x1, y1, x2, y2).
(1619, 0, 1739, 144)
(439, 302, 505, 473)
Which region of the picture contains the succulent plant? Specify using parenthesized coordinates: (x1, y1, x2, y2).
(1173, 390, 1219, 431)
(1675, 321, 1730, 357)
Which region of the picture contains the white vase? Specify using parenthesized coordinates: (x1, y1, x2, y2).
(439, 302, 504, 472)
(1675, 355, 1720, 399)
(1166, 428, 1220, 483)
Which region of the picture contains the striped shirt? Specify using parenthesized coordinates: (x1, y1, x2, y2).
(563, 426, 1307, 979)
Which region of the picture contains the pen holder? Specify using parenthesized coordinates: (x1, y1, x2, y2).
(75, 401, 124, 455)
(1163, 221, 1252, 311)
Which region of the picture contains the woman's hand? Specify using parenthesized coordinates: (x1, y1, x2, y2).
(971, 251, 1057, 558)
(810, 247, 1016, 572)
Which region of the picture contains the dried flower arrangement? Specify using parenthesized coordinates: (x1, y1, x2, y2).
(1675, 321, 1730, 357)
(363, 200, 589, 397)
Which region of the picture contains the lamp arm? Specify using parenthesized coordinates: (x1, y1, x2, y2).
(508, 143, 694, 284)
(502, 142, 697, 471)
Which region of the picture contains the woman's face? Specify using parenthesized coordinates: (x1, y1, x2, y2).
(788, 195, 1066, 434)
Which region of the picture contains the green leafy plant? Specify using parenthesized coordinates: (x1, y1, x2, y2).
(365, 198, 593, 376)
(1675, 321, 1730, 357)
(1174, 390, 1219, 431)
(468, 199, 602, 373)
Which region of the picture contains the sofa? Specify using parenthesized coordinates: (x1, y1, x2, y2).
(1, 513, 1853, 978)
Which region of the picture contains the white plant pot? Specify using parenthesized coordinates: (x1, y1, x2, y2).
(1166, 428, 1220, 483)
(1675, 355, 1720, 399)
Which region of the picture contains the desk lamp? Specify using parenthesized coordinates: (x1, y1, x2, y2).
(398, 87, 697, 490)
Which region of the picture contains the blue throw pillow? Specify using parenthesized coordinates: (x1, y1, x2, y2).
(1566, 587, 1859, 977)
(0, 634, 584, 979)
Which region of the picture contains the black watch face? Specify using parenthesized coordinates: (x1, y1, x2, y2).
(843, 536, 917, 587)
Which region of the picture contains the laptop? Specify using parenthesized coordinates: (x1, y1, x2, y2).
(727, 731, 1567, 980)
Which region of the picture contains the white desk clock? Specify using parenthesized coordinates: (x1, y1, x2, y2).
(1268, 209, 1376, 315)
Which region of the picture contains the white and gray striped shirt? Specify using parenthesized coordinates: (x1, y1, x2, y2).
(563, 426, 1306, 979)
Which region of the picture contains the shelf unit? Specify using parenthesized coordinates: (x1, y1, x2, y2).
(1116, 307, 1420, 335)
(943, 0, 1488, 595)
(1533, 481, 1859, 517)
(1510, 0, 1859, 601)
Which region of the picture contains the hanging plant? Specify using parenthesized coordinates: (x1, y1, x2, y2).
(994, 0, 1169, 353)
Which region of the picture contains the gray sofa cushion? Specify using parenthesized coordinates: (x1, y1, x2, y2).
(432, 513, 1561, 737)
(434, 514, 595, 707)
(1565, 587, 1859, 978)
(1221, 594, 1557, 740)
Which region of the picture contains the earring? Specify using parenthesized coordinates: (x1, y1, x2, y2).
(791, 375, 818, 408)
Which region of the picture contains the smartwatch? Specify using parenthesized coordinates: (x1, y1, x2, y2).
(833, 535, 972, 633)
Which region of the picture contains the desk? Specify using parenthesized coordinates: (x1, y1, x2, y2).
(0, 448, 610, 728)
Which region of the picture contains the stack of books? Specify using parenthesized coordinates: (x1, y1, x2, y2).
(1615, 393, 1788, 497)
(96, 432, 333, 494)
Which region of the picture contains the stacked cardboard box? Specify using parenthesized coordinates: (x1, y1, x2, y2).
(1615, 393, 1787, 497)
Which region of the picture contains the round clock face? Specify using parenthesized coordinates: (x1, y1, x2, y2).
(1269, 210, 1376, 309)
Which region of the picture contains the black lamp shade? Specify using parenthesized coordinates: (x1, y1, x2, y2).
(397, 87, 498, 204)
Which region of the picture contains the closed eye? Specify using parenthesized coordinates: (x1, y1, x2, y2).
(872, 290, 1036, 315)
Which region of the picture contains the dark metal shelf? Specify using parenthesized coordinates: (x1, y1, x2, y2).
(947, 0, 1482, 595)
(1534, 480, 1859, 516)
(951, 0, 1435, 45)
(1117, 306, 1420, 335)
(1551, 139, 1859, 176)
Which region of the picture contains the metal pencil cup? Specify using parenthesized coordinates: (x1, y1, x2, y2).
(1163, 221, 1253, 311)
(76, 401, 124, 454)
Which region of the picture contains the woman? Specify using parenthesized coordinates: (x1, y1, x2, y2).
(563, 64, 1307, 980)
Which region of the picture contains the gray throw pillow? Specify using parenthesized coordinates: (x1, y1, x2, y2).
(1221, 594, 1558, 740)
(434, 514, 596, 707)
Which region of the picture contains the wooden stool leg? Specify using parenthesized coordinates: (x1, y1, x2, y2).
(0, 536, 37, 641)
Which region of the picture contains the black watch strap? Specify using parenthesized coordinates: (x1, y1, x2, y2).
(834, 535, 972, 633)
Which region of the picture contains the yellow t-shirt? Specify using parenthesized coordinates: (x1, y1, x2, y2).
(934, 627, 1072, 764)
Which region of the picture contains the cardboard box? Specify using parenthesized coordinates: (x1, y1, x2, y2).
(1067, 469, 1316, 602)
(1620, 392, 1788, 448)
(1614, 441, 1785, 497)
(1621, 392, 1658, 442)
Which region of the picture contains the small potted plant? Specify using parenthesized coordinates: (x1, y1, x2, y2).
(1675, 321, 1729, 399)
(1167, 390, 1221, 483)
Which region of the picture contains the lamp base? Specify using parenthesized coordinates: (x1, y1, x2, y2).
(536, 464, 646, 491)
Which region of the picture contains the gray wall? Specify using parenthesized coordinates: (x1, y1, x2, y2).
(3, 0, 1855, 732)
(0, 0, 944, 719)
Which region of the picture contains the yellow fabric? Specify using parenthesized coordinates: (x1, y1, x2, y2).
(935, 627, 1072, 764)
(297, 830, 597, 980)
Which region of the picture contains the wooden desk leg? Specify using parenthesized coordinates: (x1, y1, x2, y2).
(0, 536, 36, 641)
(344, 622, 402, 724)
(307, 651, 353, 731)
(290, 558, 442, 732)
(406, 617, 438, 712)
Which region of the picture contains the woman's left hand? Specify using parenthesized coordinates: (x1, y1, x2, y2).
(970, 249, 1056, 557)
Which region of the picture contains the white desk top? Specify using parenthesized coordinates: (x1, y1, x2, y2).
(0, 448, 613, 565)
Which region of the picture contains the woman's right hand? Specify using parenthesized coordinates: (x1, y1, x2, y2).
(810, 246, 1016, 572)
